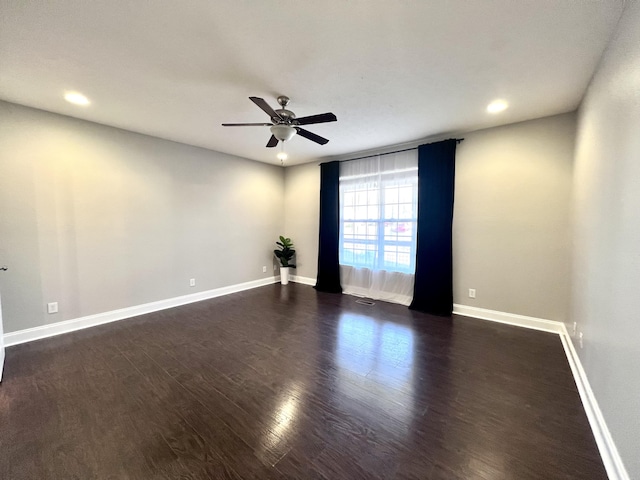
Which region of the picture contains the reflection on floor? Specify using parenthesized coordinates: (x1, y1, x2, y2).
(337, 313, 415, 428)
(0, 283, 607, 479)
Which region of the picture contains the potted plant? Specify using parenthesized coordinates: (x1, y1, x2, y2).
(274, 236, 296, 285)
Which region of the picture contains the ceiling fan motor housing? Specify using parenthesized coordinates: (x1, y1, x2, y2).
(274, 109, 296, 122)
(274, 95, 296, 124)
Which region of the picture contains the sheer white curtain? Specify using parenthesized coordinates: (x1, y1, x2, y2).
(338, 150, 418, 305)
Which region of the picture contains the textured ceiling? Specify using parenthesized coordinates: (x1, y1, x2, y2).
(0, 1, 625, 165)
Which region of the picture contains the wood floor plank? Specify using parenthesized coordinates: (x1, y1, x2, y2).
(0, 283, 607, 479)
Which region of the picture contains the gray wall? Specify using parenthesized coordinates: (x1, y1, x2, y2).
(284, 162, 320, 280)
(454, 114, 575, 321)
(0, 101, 284, 333)
(283, 113, 576, 322)
(571, 0, 640, 476)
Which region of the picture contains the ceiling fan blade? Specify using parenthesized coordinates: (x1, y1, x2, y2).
(250, 97, 282, 120)
(221, 123, 272, 126)
(295, 127, 329, 145)
(266, 135, 279, 148)
(295, 112, 337, 126)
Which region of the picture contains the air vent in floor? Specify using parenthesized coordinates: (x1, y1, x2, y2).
(355, 299, 375, 306)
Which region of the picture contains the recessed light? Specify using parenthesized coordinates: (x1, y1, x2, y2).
(487, 100, 508, 113)
(64, 92, 90, 106)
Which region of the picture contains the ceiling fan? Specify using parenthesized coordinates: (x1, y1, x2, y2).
(222, 96, 337, 148)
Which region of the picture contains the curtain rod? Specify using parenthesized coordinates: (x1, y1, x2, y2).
(329, 138, 464, 164)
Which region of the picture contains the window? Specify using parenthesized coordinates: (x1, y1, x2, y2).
(339, 151, 418, 274)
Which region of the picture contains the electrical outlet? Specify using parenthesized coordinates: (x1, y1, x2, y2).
(189, 278, 196, 287)
(47, 302, 58, 314)
(468, 288, 476, 299)
(262, 266, 267, 273)
(273, 264, 277, 271)
(579, 331, 584, 349)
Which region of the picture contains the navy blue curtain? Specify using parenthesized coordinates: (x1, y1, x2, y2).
(409, 139, 457, 316)
(315, 161, 343, 293)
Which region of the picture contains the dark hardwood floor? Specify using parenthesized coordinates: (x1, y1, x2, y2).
(0, 283, 607, 479)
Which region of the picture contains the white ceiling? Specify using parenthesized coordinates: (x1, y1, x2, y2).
(0, 1, 625, 166)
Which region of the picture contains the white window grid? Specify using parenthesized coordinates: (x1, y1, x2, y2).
(339, 169, 418, 273)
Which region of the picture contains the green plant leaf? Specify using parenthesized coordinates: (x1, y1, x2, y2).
(275, 236, 295, 265)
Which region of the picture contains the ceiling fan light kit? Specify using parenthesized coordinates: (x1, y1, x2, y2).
(270, 125, 297, 142)
(222, 95, 337, 149)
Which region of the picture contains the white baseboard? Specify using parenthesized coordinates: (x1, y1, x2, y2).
(559, 325, 629, 480)
(453, 304, 628, 479)
(3, 279, 628, 478)
(3, 276, 279, 347)
(290, 275, 316, 286)
(453, 304, 564, 334)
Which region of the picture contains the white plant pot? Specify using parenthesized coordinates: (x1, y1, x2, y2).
(280, 266, 290, 285)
